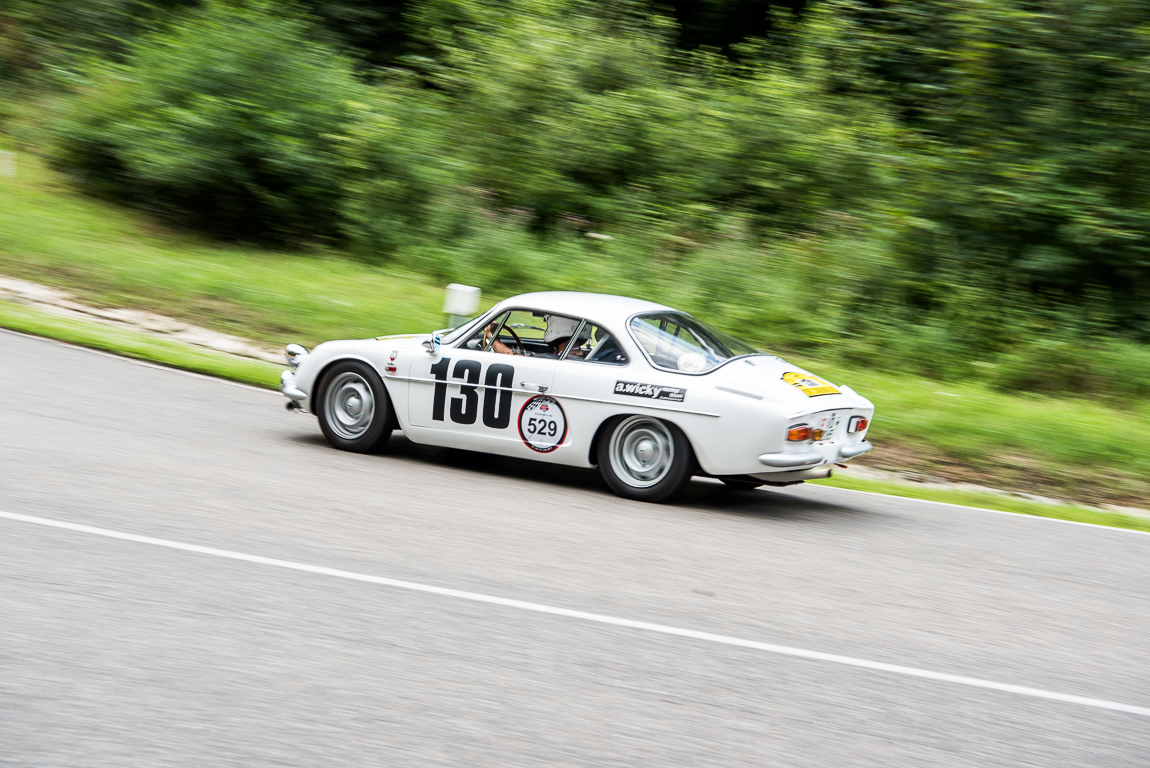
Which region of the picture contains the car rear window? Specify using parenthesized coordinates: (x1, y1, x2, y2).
(629, 312, 758, 373)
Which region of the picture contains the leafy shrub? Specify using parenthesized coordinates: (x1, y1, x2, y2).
(404, 0, 889, 239)
(1, 0, 196, 85)
(53, 0, 360, 242)
(337, 84, 462, 259)
(993, 337, 1150, 401)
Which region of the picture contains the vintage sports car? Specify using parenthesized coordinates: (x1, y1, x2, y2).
(279, 292, 874, 502)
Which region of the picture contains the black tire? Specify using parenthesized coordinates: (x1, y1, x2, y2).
(719, 476, 765, 491)
(597, 415, 694, 502)
(316, 360, 393, 453)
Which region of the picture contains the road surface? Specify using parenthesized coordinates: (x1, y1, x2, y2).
(2, 329, 1148, 766)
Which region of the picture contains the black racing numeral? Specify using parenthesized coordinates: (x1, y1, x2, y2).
(432, 359, 516, 429)
(483, 363, 514, 429)
(430, 357, 451, 421)
(450, 359, 482, 425)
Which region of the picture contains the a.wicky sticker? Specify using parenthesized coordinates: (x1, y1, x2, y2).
(782, 372, 840, 397)
(614, 381, 687, 402)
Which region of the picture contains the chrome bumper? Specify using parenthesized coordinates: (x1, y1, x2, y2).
(280, 370, 307, 401)
(838, 441, 873, 460)
(758, 450, 824, 468)
(758, 440, 873, 469)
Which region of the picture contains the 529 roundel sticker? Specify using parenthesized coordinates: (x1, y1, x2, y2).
(518, 395, 567, 453)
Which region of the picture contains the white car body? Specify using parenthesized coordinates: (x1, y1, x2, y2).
(281, 291, 874, 486)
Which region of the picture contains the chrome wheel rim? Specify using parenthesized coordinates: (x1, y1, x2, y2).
(325, 372, 375, 439)
(609, 416, 673, 488)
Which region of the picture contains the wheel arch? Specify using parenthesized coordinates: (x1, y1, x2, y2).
(312, 355, 399, 430)
(587, 412, 700, 472)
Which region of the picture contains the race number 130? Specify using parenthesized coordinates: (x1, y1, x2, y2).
(518, 395, 567, 453)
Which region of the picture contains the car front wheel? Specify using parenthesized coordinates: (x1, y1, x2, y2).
(597, 415, 693, 502)
(316, 361, 393, 453)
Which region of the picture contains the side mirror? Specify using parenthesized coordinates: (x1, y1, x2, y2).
(422, 332, 442, 356)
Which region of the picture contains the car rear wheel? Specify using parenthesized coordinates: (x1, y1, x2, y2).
(597, 415, 693, 502)
(317, 361, 393, 452)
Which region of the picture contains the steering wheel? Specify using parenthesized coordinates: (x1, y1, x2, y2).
(503, 326, 526, 356)
(487, 324, 526, 355)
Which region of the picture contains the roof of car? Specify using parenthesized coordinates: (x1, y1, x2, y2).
(493, 292, 675, 327)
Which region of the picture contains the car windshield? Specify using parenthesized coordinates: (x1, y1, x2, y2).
(439, 311, 488, 344)
(629, 312, 760, 373)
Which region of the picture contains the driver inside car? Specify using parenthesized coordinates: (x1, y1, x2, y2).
(485, 314, 588, 358)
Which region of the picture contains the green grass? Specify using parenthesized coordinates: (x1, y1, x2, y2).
(0, 152, 455, 348)
(0, 298, 281, 388)
(0, 148, 1148, 509)
(813, 473, 1150, 533)
(800, 359, 1150, 506)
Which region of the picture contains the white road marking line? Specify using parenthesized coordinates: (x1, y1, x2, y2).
(4, 509, 1149, 719)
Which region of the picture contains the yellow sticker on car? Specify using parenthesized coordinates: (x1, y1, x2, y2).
(782, 371, 840, 397)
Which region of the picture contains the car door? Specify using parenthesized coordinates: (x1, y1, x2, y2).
(407, 311, 560, 455)
(549, 320, 632, 459)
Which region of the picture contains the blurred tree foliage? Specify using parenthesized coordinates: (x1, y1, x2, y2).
(0, 0, 196, 82)
(4, 0, 1150, 393)
(822, 0, 1150, 338)
(51, 1, 360, 241)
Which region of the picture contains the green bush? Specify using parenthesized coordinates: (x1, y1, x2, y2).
(399, 0, 889, 238)
(993, 337, 1150, 401)
(337, 84, 461, 259)
(1, 1, 196, 86)
(52, 0, 360, 242)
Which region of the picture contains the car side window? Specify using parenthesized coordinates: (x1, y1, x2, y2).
(563, 323, 627, 365)
(461, 309, 583, 357)
(461, 312, 505, 351)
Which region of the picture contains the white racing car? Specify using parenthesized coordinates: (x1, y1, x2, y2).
(280, 292, 874, 501)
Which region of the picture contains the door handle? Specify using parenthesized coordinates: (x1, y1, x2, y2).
(520, 381, 549, 393)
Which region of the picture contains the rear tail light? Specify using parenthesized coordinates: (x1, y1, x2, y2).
(848, 416, 869, 434)
(787, 425, 811, 442)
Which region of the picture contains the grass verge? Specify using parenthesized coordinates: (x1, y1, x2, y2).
(0, 298, 281, 389)
(0, 152, 454, 348)
(812, 474, 1150, 533)
(800, 359, 1150, 507)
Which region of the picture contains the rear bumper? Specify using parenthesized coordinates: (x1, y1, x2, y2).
(758, 450, 824, 468)
(757, 440, 873, 470)
(838, 441, 873, 460)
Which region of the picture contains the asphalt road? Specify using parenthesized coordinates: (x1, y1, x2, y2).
(2, 328, 1149, 767)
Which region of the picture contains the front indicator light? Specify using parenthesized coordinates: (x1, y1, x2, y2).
(848, 416, 869, 433)
(787, 425, 811, 442)
(812, 428, 825, 441)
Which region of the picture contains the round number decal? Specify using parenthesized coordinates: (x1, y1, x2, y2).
(518, 395, 567, 453)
